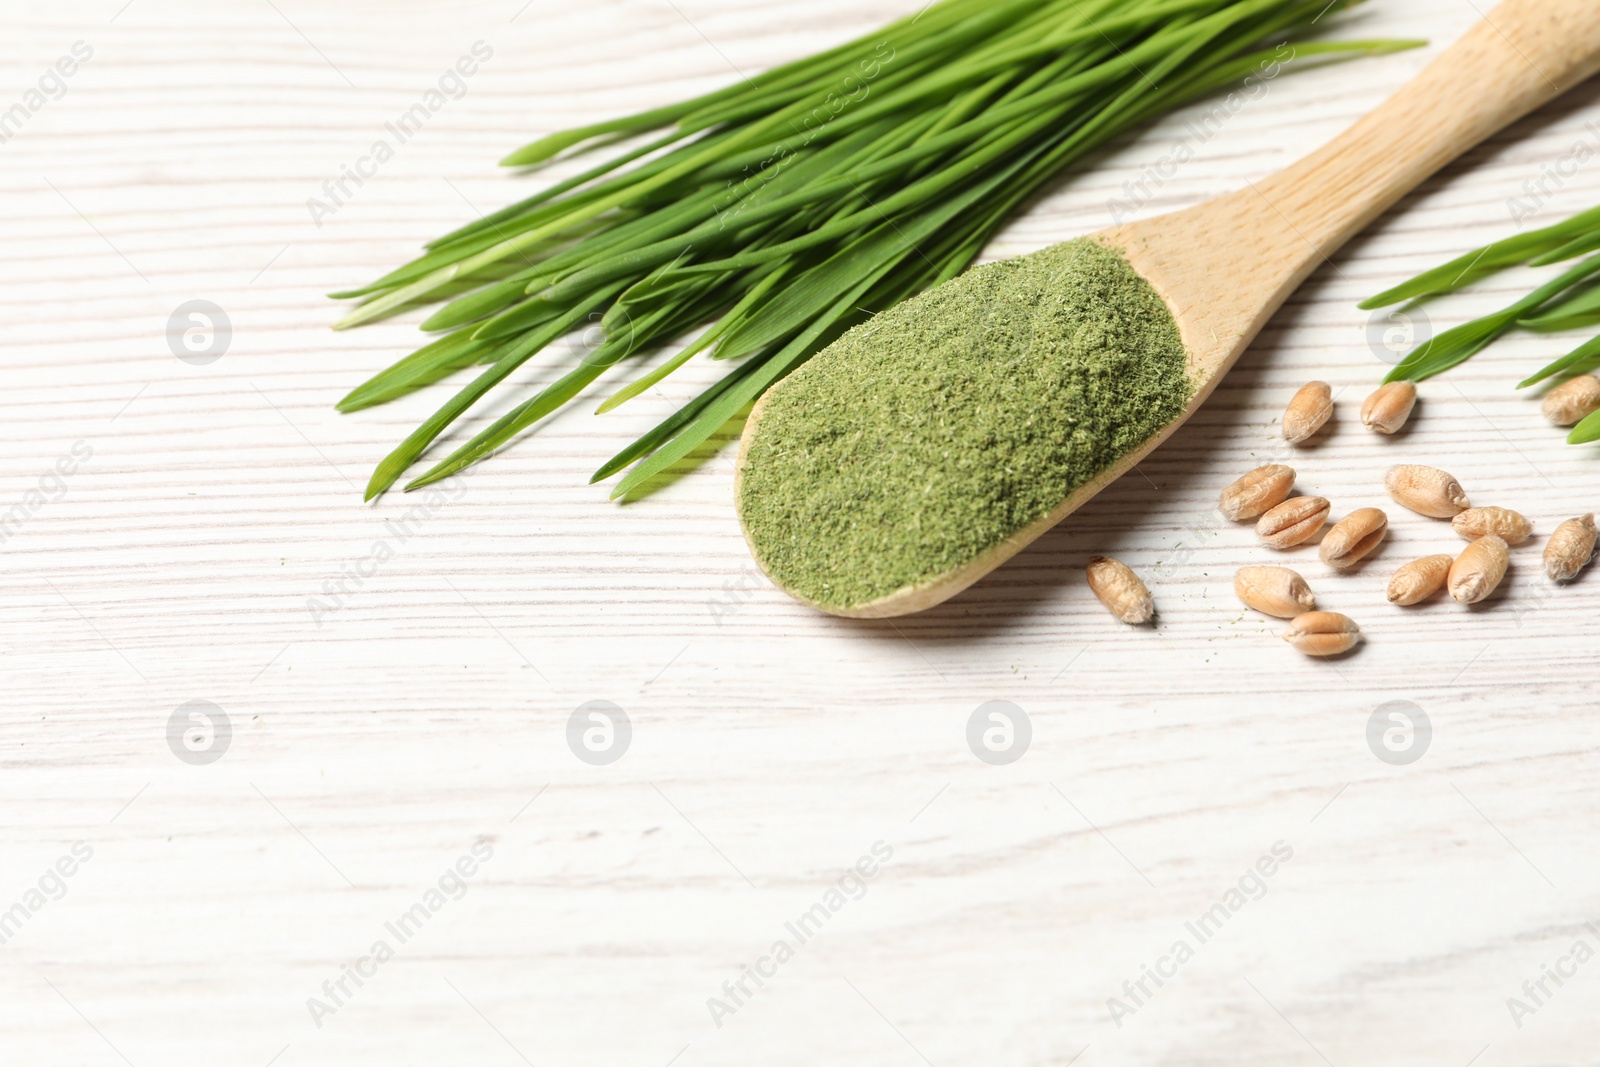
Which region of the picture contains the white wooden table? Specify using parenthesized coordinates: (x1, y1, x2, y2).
(5, 1, 1600, 1064)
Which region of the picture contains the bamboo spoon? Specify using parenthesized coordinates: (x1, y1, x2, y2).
(736, 0, 1600, 618)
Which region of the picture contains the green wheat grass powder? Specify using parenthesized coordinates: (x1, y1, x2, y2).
(737, 238, 1192, 611)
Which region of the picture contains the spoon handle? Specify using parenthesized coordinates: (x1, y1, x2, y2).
(1256, 0, 1600, 254)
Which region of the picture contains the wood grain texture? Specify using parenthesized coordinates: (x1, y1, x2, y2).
(3, 2, 1600, 1065)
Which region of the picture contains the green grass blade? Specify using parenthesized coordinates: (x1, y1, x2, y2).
(1518, 281, 1600, 332)
(591, 352, 772, 484)
(421, 273, 547, 332)
(431, 130, 690, 249)
(1382, 316, 1512, 383)
(337, 329, 495, 412)
(1386, 252, 1600, 381)
(1518, 335, 1600, 389)
(609, 240, 913, 498)
(406, 362, 610, 487)
(500, 103, 706, 167)
(1363, 201, 1600, 309)
(1529, 221, 1600, 265)
(594, 340, 712, 416)
(596, 258, 799, 412)
(363, 284, 622, 499)
(471, 295, 570, 342)
(1569, 406, 1600, 443)
(407, 283, 737, 487)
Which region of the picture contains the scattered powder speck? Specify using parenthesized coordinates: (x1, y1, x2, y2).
(738, 238, 1191, 612)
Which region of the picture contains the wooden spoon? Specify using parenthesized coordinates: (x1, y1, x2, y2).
(737, 0, 1600, 618)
